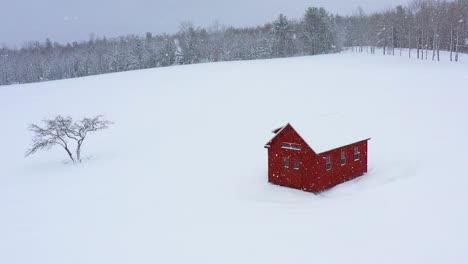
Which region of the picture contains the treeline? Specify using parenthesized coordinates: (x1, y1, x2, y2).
(0, 8, 339, 86)
(0, 0, 467, 86)
(345, 0, 468, 60)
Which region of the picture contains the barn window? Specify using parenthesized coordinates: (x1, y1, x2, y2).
(293, 161, 299, 170)
(341, 150, 346, 165)
(326, 156, 332, 170)
(354, 147, 360, 161)
(284, 158, 290, 168)
(282, 143, 301, 151)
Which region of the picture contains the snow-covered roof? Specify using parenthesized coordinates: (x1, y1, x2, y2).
(271, 115, 370, 154)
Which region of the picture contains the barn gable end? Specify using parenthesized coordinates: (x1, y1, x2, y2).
(265, 124, 316, 190)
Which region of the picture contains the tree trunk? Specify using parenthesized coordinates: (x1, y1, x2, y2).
(422, 30, 425, 60)
(409, 32, 412, 59)
(76, 140, 83, 163)
(383, 31, 387, 55)
(432, 33, 436, 61)
(420, 29, 423, 60)
(417, 37, 419, 59)
(425, 33, 429, 60)
(450, 28, 454, 61)
(455, 28, 460, 62)
(64, 146, 75, 163)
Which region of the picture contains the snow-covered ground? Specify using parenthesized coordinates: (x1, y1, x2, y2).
(1, 51, 467, 264)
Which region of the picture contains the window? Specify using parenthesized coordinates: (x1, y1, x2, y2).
(293, 161, 299, 170)
(284, 158, 290, 168)
(354, 147, 360, 161)
(326, 156, 332, 170)
(282, 143, 301, 151)
(341, 150, 346, 165)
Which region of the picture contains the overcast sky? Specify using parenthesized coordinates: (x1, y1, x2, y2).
(1, 0, 412, 47)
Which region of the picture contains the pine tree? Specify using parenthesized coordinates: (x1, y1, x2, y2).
(271, 14, 295, 57)
(302, 7, 334, 55)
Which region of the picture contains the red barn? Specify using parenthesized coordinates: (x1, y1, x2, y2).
(264, 123, 370, 193)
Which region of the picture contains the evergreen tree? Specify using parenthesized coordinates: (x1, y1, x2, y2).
(302, 7, 334, 55)
(271, 14, 295, 57)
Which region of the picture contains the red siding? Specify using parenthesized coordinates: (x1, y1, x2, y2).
(265, 124, 369, 193)
(267, 125, 313, 190)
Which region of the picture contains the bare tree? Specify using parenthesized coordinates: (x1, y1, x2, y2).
(25, 115, 112, 163)
(25, 116, 76, 162)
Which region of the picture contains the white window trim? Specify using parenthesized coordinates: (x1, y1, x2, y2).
(341, 150, 346, 166)
(354, 147, 360, 161)
(326, 156, 332, 171)
(281, 143, 301, 151)
(293, 161, 300, 170)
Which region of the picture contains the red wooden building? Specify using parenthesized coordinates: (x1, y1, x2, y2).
(264, 123, 370, 193)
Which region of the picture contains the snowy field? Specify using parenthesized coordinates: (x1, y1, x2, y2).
(1, 51, 467, 264)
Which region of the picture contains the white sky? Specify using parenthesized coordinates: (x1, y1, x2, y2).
(1, 0, 412, 47)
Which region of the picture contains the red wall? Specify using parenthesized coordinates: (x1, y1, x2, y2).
(266, 124, 368, 193)
(303, 141, 368, 192)
(267, 125, 314, 190)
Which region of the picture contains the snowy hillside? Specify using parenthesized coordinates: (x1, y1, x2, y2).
(1, 52, 467, 264)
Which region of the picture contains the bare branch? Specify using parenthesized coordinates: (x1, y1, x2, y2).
(71, 115, 113, 162)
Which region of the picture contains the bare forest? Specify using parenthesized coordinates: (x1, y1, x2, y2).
(1, 0, 467, 86)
